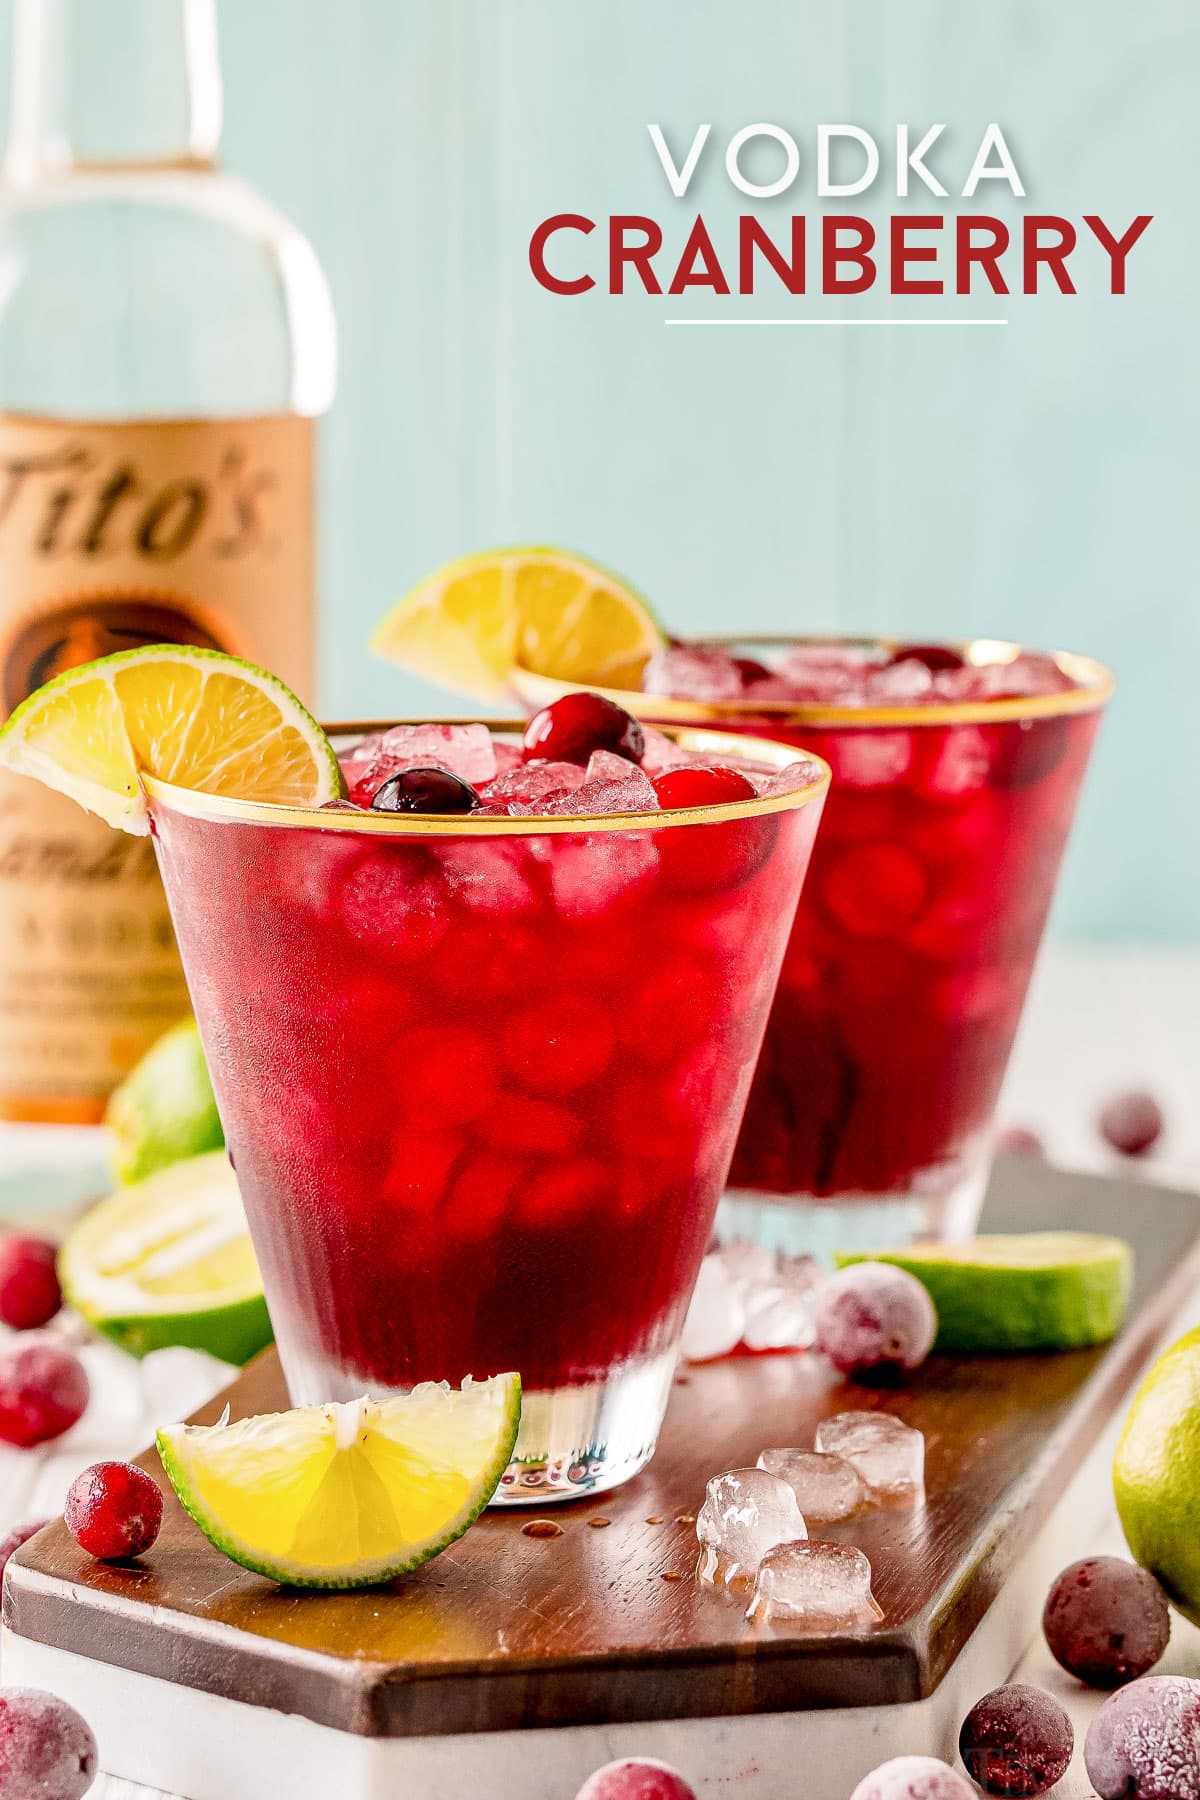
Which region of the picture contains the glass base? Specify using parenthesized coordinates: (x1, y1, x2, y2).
(275, 1340, 678, 1508)
(718, 1160, 989, 1260)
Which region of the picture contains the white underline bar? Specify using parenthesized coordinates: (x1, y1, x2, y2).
(664, 317, 1009, 327)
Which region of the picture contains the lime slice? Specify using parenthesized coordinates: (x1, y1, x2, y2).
(157, 1374, 522, 1589)
(106, 1016, 223, 1186)
(60, 1152, 271, 1366)
(371, 545, 665, 701)
(1115, 1327, 1200, 1623)
(835, 1232, 1132, 1352)
(0, 645, 342, 833)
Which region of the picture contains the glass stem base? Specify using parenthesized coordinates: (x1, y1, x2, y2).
(718, 1160, 989, 1260)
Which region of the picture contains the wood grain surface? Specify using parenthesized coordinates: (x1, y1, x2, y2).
(7, 1160, 1199, 1741)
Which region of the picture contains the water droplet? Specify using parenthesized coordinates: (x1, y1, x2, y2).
(661, 1570, 684, 1582)
(588, 1516, 611, 1529)
(675, 1514, 696, 1525)
(522, 1519, 563, 1539)
(645, 1516, 664, 1525)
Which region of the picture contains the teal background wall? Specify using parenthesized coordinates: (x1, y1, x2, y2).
(0, 0, 1195, 942)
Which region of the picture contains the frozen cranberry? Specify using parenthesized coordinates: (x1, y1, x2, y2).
(522, 693, 645, 767)
(1044, 1557, 1170, 1688)
(65, 1461, 164, 1561)
(1084, 1675, 1200, 1799)
(0, 1234, 62, 1330)
(998, 1126, 1046, 1158)
(0, 1688, 97, 1800)
(850, 1758, 975, 1800)
(815, 1263, 937, 1380)
(574, 1758, 697, 1800)
(732, 656, 773, 684)
(1099, 1090, 1164, 1158)
(0, 1518, 51, 1583)
(959, 1684, 1073, 1796)
(371, 767, 479, 813)
(892, 643, 964, 674)
(0, 1337, 88, 1447)
(652, 766, 757, 810)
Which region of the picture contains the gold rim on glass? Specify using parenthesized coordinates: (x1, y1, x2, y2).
(143, 723, 830, 837)
(511, 637, 1115, 729)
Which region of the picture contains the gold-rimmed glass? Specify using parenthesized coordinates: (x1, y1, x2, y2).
(147, 725, 828, 1502)
(514, 640, 1113, 1256)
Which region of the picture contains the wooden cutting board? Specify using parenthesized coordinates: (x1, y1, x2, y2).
(5, 1159, 1200, 1755)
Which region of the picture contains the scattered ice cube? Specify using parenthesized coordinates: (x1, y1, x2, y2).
(643, 644, 747, 702)
(695, 1468, 807, 1587)
(756, 1448, 872, 1523)
(746, 1540, 881, 1627)
(742, 1254, 824, 1352)
(815, 1412, 925, 1501)
(679, 1254, 745, 1363)
(542, 764, 658, 815)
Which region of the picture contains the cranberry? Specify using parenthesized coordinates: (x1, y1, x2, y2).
(0, 1337, 88, 1447)
(574, 1759, 697, 1800)
(371, 767, 479, 814)
(732, 656, 773, 684)
(998, 1126, 1046, 1159)
(0, 1235, 62, 1330)
(815, 1263, 937, 1380)
(959, 1684, 1073, 1796)
(0, 1688, 97, 1800)
(65, 1461, 164, 1561)
(1099, 1090, 1164, 1158)
(893, 643, 964, 674)
(0, 1518, 51, 1583)
(1043, 1557, 1170, 1689)
(522, 693, 645, 767)
(652, 766, 757, 810)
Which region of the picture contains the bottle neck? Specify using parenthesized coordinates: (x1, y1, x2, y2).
(5, 0, 222, 183)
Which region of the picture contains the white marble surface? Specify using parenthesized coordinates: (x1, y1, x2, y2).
(0, 942, 1196, 1799)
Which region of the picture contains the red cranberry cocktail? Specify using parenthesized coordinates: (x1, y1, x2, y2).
(516, 642, 1111, 1255)
(146, 697, 827, 1501)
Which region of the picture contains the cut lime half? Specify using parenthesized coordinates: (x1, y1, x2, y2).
(0, 644, 342, 833)
(60, 1151, 271, 1365)
(157, 1374, 522, 1589)
(835, 1232, 1133, 1353)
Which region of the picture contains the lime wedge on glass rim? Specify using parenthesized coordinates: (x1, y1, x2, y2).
(60, 1152, 271, 1365)
(0, 644, 342, 830)
(835, 1232, 1133, 1353)
(157, 1374, 523, 1589)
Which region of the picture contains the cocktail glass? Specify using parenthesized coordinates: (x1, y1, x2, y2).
(146, 723, 828, 1501)
(515, 642, 1112, 1257)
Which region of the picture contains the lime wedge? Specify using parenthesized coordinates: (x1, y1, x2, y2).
(60, 1152, 271, 1365)
(157, 1375, 522, 1589)
(106, 1016, 223, 1186)
(0, 645, 342, 833)
(835, 1232, 1133, 1352)
(371, 545, 665, 701)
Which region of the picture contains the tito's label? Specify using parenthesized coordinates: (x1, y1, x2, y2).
(0, 413, 315, 1120)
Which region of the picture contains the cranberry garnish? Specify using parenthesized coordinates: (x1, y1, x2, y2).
(0, 1336, 89, 1447)
(65, 1460, 164, 1561)
(371, 767, 479, 814)
(1098, 1091, 1164, 1158)
(652, 766, 757, 810)
(0, 1517, 51, 1582)
(892, 643, 964, 674)
(522, 693, 645, 767)
(0, 1689, 97, 1800)
(0, 1234, 62, 1330)
(732, 656, 773, 684)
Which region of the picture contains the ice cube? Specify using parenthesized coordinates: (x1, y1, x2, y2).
(537, 831, 660, 917)
(742, 1255, 825, 1352)
(760, 759, 825, 798)
(920, 725, 994, 799)
(339, 722, 497, 805)
(746, 1540, 881, 1627)
(643, 644, 747, 702)
(950, 653, 1076, 701)
(695, 1468, 807, 1587)
(585, 748, 641, 783)
(478, 760, 586, 807)
(865, 658, 935, 703)
(680, 1254, 746, 1363)
(638, 725, 696, 775)
(774, 646, 875, 704)
(490, 741, 524, 776)
(542, 765, 658, 815)
(814, 1412, 925, 1501)
(756, 1448, 872, 1523)
(829, 730, 914, 788)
